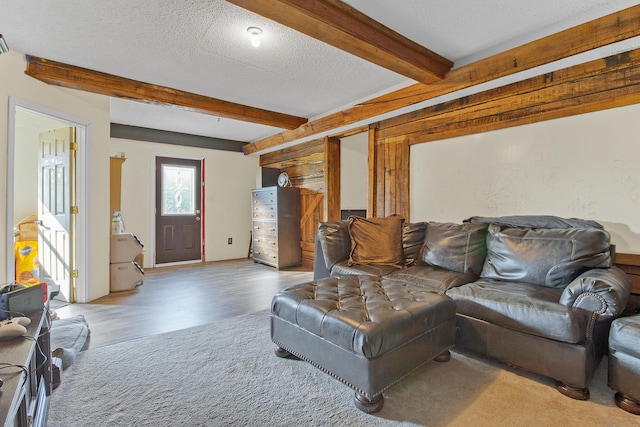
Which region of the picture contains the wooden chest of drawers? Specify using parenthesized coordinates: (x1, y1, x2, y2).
(252, 186, 301, 269)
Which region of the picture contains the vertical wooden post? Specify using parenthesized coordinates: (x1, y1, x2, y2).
(323, 136, 341, 221)
(369, 134, 410, 219)
(398, 137, 410, 219)
(367, 125, 378, 218)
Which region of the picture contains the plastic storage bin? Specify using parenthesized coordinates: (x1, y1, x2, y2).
(110, 233, 144, 263)
(110, 262, 144, 292)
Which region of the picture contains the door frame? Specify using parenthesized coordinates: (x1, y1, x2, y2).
(150, 152, 204, 268)
(6, 97, 90, 303)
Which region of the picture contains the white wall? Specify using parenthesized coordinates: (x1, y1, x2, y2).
(0, 51, 111, 301)
(411, 103, 640, 254)
(110, 139, 259, 266)
(13, 111, 41, 221)
(340, 132, 368, 211)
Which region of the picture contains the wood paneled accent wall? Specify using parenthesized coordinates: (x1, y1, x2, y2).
(367, 47, 640, 218)
(616, 253, 640, 315)
(260, 137, 340, 268)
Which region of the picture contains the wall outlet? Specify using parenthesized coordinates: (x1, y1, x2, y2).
(228, 238, 232, 244)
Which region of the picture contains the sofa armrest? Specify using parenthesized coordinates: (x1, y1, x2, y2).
(559, 266, 631, 319)
(313, 232, 331, 281)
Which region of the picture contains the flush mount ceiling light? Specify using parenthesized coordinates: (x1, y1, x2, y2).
(247, 26, 263, 48)
(0, 34, 9, 54)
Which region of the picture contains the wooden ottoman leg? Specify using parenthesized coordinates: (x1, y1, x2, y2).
(354, 392, 384, 414)
(556, 382, 589, 400)
(274, 346, 298, 359)
(434, 349, 451, 362)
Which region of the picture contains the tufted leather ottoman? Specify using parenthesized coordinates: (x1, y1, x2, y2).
(270, 275, 456, 413)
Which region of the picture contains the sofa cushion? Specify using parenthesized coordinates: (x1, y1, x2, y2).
(480, 224, 611, 288)
(446, 279, 588, 343)
(419, 222, 488, 275)
(318, 221, 351, 270)
(348, 216, 405, 268)
(385, 264, 477, 294)
(465, 215, 604, 230)
(402, 222, 427, 266)
(331, 260, 401, 277)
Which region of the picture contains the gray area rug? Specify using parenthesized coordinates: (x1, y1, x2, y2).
(50, 314, 90, 370)
(48, 310, 639, 427)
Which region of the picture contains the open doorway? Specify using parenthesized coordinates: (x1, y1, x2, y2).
(6, 98, 89, 303)
(340, 132, 368, 219)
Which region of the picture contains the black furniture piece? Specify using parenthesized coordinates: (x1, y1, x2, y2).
(270, 275, 456, 413)
(0, 307, 52, 427)
(608, 314, 640, 415)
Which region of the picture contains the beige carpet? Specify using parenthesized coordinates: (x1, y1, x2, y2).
(48, 309, 639, 426)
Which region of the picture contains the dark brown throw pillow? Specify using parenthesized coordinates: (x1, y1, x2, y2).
(348, 215, 405, 268)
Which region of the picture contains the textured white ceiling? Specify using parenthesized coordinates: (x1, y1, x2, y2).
(2, 0, 640, 147)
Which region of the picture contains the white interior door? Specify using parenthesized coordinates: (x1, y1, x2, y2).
(38, 127, 76, 302)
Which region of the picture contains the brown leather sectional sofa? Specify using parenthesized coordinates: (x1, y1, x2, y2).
(313, 215, 632, 400)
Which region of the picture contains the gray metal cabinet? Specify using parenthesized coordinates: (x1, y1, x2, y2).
(251, 186, 301, 269)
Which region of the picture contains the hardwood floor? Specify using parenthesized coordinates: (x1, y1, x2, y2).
(52, 258, 313, 349)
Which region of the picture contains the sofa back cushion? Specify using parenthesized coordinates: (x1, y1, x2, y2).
(318, 221, 351, 270)
(480, 224, 612, 288)
(402, 222, 427, 266)
(419, 222, 488, 275)
(348, 215, 405, 268)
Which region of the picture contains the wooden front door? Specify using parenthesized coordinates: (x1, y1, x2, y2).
(155, 157, 202, 264)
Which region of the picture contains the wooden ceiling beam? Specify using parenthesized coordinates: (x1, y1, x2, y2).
(24, 55, 307, 130)
(243, 4, 640, 155)
(227, 0, 453, 84)
(377, 48, 640, 144)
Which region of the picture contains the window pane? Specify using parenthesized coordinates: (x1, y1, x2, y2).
(161, 165, 196, 215)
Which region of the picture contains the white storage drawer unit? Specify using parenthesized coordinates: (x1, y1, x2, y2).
(109, 262, 144, 292)
(110, 232, 144, 292)
(110, 233, 144, 263)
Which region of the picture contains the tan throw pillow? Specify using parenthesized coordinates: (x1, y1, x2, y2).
(348, 215, 405, 268)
